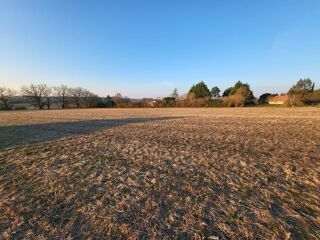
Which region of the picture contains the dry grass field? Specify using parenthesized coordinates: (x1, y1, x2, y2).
(0, 108, 319, 239)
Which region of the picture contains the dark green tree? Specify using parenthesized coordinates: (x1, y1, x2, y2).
(258, 93, 277, 104)
(223, 87, 233, 97)
(189, 81, 211, 98)
(234, 86, 254, 102)
(229, 81, 249, 95)
(105, 95, 115, 107)
(211, 86, 221, 98)
(170, 88, 179, 99)
(161, 97, 176, 107)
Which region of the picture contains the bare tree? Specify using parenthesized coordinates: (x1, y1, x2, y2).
(43, 86, 53, 109)
(87, 94, 100, 108)
(77, 88, 98, 108)
(69, 87, 84, 108)
(53, 85, 69, 109)
(21, 84, 48, 109)
(113, 93, 123, 107)
(0, 87, 16, 109)
(82, 89, 91, 108)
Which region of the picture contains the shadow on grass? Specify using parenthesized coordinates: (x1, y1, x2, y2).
(0, 117, 180, 149)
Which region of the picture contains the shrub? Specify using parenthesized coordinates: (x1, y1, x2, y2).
(208, 99, 224, 107)
(286, 94, 303, 106)
(302, 90, 320, 105)
(126, 101, 141, 108)
(174, 97, 213, 107)
(95, 101, 107, 108)
(175, 99, 188, 107)
(190, 98, 208, 107)
(13, 105, 27, 110)
(160, 97, 176, 107)
(222, 95, 245, 107)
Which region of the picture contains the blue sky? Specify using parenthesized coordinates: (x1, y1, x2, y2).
(0, 0, 319, 98)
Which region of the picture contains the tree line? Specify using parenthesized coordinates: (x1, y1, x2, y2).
(0, 84, 101, 110)
(159, 80, 255, 108)
(0, 78, 319, 110)
(161, 78, 319, 107)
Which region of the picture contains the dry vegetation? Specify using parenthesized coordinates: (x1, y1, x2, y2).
(0, 108, 319, 239)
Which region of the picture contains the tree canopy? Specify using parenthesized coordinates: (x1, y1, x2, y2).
(288, 78, 315, 95)
(223, 87, 233, 97)
(211, 86, 221, 98)
(188, 81, 211, 98)
(223, 81, 254, 102)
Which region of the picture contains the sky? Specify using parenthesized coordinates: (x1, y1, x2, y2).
(0, 0, 319, 98)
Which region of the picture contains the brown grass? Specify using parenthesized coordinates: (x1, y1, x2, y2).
(0, 108, 319, 239)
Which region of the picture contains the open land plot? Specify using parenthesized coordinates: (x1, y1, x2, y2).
(0, 108, 319, 239)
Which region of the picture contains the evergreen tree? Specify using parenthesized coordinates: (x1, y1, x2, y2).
(189, 81, 211, 98)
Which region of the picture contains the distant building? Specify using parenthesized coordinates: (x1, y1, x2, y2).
(268, 95, 288, 105)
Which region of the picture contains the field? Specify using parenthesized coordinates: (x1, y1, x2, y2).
(0, 108, 319, 239)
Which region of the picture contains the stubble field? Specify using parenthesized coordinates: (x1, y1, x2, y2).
(0, 108, 319, 239)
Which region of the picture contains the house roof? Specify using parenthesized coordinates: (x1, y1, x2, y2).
(268, 95, 288, 102)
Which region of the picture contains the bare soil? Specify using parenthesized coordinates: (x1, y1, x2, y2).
(0, 108, 319, 239)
